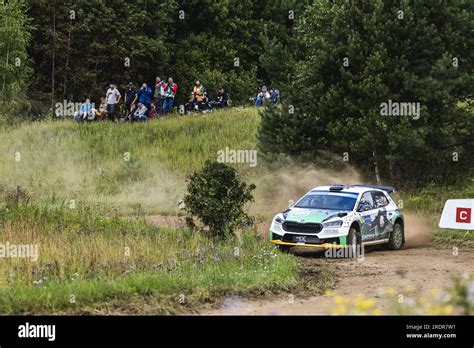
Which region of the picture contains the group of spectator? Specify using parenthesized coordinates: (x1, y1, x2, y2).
(74, 77, 178, 122)
(73, 78, 275, 123)
(183, 80, 229, 114)
(254, 86, 279, 107)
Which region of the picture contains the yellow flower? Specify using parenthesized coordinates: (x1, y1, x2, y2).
(386, 288, 396, 296)
(429, 288, 440, 297)
(405, 285, 416, 293)
(334, 295, 348, 305)
(372, 308, 383, 315)
(442, 305, 453, 315)
(426, 305, 442, 315)
(324, 290, 334, 297)
(356, 298, 376, 311)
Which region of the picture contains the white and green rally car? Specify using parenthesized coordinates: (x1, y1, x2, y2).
(269, 185, 404, 251)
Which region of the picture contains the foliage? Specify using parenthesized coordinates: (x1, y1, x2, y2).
(24, 0, 306, 109)
(183, 160, 256, 239)
(0, 197, 296, 314)
(0, 0, 31, 114)
(259, 0, 474, 186)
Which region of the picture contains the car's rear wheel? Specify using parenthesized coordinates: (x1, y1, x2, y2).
(386, 222, 404, 250)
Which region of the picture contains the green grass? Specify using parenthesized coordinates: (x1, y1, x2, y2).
(0, 108, 259, 214)
(397, 184, 474, 244)
(0, 199, 297, 314)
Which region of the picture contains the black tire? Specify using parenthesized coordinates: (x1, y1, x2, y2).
(346, 226, 361, 257)
(386, 222, 404, 250)
(277, 245, 291, 253)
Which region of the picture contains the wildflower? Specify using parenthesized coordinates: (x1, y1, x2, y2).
(334, 295, 348, 305)
(429, 288, 440, 298)
(356, 298, 375, 311)
(324, 290, 334, 297)
(372, 308, 383, 315)
(442, 305, 454, 315)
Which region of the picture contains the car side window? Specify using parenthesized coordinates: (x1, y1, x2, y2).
(357, 192, 374, 212)
(371, 191, 389, 208)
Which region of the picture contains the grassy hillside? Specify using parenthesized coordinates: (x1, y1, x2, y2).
(0, 108, 259, 214)
(0, 108, 363, 219)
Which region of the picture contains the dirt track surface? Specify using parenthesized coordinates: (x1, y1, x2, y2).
(143, 214, 473, 315)
(202, 245, 473, 315)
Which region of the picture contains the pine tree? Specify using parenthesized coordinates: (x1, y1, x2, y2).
(259, 0, 474, 185)
(0, 0, 31, 113)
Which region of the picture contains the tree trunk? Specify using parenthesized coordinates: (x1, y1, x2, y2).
(372, 148, 381, 185)
(63, 18, 73, 98)
(51, 0, 56, 110)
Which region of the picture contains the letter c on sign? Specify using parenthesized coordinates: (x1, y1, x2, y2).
(456, 207, 471, 223)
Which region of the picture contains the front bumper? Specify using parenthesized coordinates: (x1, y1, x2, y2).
(271, 239, 349, 248)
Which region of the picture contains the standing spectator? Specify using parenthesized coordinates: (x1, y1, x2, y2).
(255, 86, 270, 107)
(154, 76, 165, 115)
(137, 83, 152, 112)
(124, 82, 137, 112)
(163, 77, 178, 114)
(105, 83, 121, 122)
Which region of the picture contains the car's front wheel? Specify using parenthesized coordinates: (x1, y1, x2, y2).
(347, 226, 361, 257)
(386, 222, 404, 250)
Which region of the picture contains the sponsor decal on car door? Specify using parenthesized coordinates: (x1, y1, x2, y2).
(370, 191, 392, 240)
(358, 192, 377, 242)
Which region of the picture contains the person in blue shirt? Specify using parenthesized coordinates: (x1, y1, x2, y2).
(137, 83, 152, 113)
(74, 98, 93, 122)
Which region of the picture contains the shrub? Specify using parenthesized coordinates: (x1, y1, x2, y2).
(183, 160, 256, 239)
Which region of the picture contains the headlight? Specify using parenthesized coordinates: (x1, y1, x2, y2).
(271, 215, 284, 233)
(322, 220, 343, 228)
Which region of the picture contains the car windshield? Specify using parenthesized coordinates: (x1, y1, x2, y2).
(294, 192, 357, 211)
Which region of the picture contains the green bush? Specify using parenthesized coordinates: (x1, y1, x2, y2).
(183, 160, 256, 239)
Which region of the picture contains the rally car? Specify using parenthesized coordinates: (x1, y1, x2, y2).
(269, 185, 404, 252)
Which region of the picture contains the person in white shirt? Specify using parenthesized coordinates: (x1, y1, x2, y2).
(105, 83, 121, 122)
(133, 103, 148, 122)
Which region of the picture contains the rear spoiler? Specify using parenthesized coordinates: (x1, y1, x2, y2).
(351, 185, 396, 194)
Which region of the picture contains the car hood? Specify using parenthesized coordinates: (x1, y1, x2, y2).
(284, 207, 350, 224)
